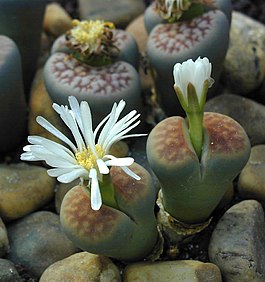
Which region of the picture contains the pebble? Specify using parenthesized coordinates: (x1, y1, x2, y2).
(126, 14, 147, 53)
(125, 14, 154, 91)
(7, 211, 79, 279)
(40, 251, 121, 282)
(0, 259, 22, 282)
(0, 163, 55, 222)
(123, 260, 222, 282)
(209, 200, 265, 282)
(43, 3, 72, 37)
(238, 145, 265, 202)
(205, 94, 265, 145)
(0, 217, 9, 257)
(231, 11, 265, 51)
(221, 12, 265, 95)
(77, 0, 145, 29)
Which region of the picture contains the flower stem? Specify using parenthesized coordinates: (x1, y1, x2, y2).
(186, 111, 203, 159)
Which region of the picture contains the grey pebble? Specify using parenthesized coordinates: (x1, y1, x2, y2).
(0, 258, 22, 282)
(205, 94, 265, 145)
(209, 200, 265, 282)
(6, 211, 79, 279)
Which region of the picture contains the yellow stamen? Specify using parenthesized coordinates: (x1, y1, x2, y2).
(70, 20, 114, 48)
(75, 144, 104, 171)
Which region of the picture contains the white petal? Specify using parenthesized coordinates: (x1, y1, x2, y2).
(96, 159, 109, 174)
(93, 112, 111, 139)
(173, 56, 213, 104)
(120, 166, 141, 181)
(97, 100, 126, 146)
(165, 0, 175, 17)
(104, 155, 134, 167)
(57, 167, 88, 183)
(97, 102, 118, 145)
(36, 116, 77, 152)
(89, 168, 102, 210)
(20, 152, 42, 161)
(80, 101, 96, 154)
(56, 105, 85, 151)
(22, 144, 32, 152)
(28, 136, 76, 163)
(119, 133, 147, 140)
(104, 120, 141, 152)
(26, 145, 75, 168)
(47, 167, 80, 177)
(68, 96, 84, 134)
(102, 111, 140, 149)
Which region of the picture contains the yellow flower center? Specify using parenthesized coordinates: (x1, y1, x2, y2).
(70, 19, 114, 49)
(75, 144, 104, 171)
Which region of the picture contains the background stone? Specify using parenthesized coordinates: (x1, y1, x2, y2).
(123, 260, 222, 282)
(43, 3, 72, 37)
(209, 200, 265, 282)
(0, 163, 55, 222)
(7, 211, 79, 279)
(205, 94, 265, 145)
(0, 217, 9, 257)
(221, 12, 265, 95)
(0, 259, 22, 282)
(40, 252, 121, 282)
(238, 145, 265, 202)
(77, 0, 145, 29)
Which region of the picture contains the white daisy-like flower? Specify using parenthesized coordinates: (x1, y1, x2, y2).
(173, 57, 214, 109)
(21, 96, 145, 211)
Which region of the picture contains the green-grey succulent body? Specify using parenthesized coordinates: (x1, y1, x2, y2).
(147, 112, 250, 224)
(60, 163, 159, 261)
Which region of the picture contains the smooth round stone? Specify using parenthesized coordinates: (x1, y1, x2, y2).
(205, 94, 265, 145)
(231, 11, 265, 51)
(221, 12, 265, 94)
(43, 3, 72, 37)
(126, 14, 154, 91)
(0, 163, 55, 222)
(238, 145, 265, 201)
(40, 252, 121, 282)
(123, 260, 222, 282)
(0, 259, 21, 282)
(126, 14, 147, 53)
(78, 0, 145, 29)
(209, 200, 265, 281)
(7, 211, 79, 279)
(0, 217, 9, 257)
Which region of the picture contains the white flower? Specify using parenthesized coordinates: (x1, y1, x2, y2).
(21, 96, 145, 211)
(173, 57, 214, 108)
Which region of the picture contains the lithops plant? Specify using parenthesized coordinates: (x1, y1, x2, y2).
(144, 0, 231, 116)
(0, 35, 27, 153)
(60, 163, 159, 261)
(144, 0, 232, 33)
(146, 57, 250, 242)
(44, 19, 143, 126)
(21, 96, 160, 261)
(0, 0, 47, 96)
